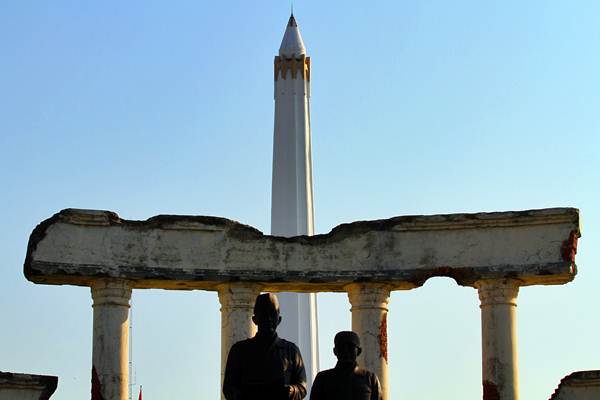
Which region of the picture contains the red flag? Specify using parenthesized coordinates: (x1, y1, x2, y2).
(138, 386, 142, 400)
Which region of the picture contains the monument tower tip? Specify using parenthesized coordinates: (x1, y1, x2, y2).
(288, 13, 297, 27)
(279, 14, 306, 58)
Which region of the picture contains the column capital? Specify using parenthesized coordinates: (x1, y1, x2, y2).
(345, 283, 392, 311)
(217, 283, 262, 312)
(475, 279, 520, 307)
(91, 279, 132, 307)
(346, 283, 392, 400)
(218, 283, 262, 399)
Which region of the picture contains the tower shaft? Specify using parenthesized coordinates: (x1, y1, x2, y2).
(271, 15, 319, 388)
(272, 54, 314, 237)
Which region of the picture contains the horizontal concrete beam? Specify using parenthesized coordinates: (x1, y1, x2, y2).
(0, 371, 58, 400)
(24, 208, 580, 291)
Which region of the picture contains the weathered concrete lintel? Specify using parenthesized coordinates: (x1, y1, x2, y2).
(25, 262, 574, 292)
(0, 371, 58, 400)
(549, 370, 600, 400)
(24, 207, 580, 291)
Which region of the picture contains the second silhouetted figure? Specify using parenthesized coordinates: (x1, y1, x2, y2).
(310, 331, 382, 400)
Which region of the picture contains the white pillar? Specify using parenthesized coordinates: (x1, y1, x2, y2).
(217, 283, 262, 399)
(346, 283, 392, 400)
(475, 279, 520, 400)
(91, 279, 132, 400)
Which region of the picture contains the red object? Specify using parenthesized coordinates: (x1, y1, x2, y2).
(91, 366, 104, 400)
(138, 386, 142, 400)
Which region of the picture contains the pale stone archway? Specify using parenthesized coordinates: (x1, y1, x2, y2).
(24, 207, 580, 400)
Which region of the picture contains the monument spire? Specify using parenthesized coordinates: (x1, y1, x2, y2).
(271, 14, 319, 388)
(279, 14, 306, 58)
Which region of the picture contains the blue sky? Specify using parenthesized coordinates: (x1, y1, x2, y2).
(1, 1, 599, 399)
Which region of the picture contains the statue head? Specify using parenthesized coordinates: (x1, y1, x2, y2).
(252, 293, 282, 335)
(333, 331, 362, 363)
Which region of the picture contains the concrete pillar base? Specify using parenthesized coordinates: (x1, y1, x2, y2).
(91, 279, 132, 400)
(475, 279, 520, 400)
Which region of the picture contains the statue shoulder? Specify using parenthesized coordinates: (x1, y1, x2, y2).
(355, 367, 378, 380)
(230, 337, 254, 352)
(365, 369, 382, 386)
(276, 337, 301, 352)
(314, 368, 336, 380)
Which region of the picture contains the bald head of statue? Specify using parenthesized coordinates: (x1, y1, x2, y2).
(252, 293, 282, 336)
(333, 331, 362, 363)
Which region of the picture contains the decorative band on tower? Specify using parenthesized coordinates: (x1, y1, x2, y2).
(274, 55, 310, 81)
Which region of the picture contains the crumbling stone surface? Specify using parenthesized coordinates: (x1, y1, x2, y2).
(549, 370, 600, 400)
(24, 207, 580, 291)
(0, 371, 58, 400)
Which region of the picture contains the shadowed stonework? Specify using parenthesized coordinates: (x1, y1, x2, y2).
(0, 371, 58, 400)
(548, 370, 600, 400)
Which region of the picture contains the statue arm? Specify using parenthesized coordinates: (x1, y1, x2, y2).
(223, 343, 243, 400)
(288, 346, 307, 399)
(371, 373, 383, 400)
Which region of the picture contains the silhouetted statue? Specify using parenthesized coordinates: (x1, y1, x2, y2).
(223, 293, 307, 400)
(310, 331, 382, 400)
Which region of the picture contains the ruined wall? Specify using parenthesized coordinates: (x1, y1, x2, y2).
(24, 207, 579, 292)
(0, 372, 58, 400)
(549, 371, 600, 400)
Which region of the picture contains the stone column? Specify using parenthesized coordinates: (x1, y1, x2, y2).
(475, 279, 520, 400)
(91, 279, 132, 400)
(217, 283, 262, 399)
(346, 283, 392, 400)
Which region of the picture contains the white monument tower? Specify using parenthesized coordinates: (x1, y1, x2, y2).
(271, 14, 319, 385)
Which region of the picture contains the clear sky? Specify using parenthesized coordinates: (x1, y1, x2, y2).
(1, 1, 599, 399)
